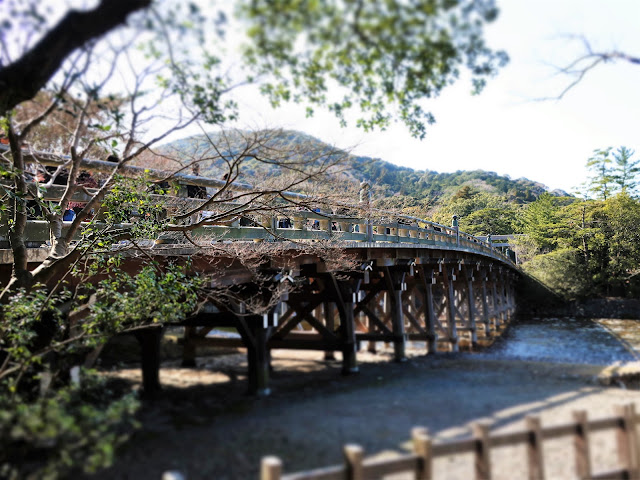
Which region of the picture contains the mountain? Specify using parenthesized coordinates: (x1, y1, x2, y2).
(153, 129, 568, 204)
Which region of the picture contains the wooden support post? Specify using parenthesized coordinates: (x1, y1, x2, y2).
(366, 286, 378, 353)
(323, 302, 336, 360)
(615, 404, 639, 477)
(412, 426, 432, 480)
(525, 416, 545, 480)
(260, 456, 282, 480)
(573, 410, 591, 480)
(442, 267, 459, 352)
(343, 444, 364, 480)
(341, 293, 358, 374)
(481, 275, 491, 337)
(385, 267, 407, 362)
(247, 321, 271, 396)
(330, 274, 358, 375)
(181, 326, 197, 367)
(466, 269, 478, 349)
(134, 326, 163, 397)
(498, 271, 508, 324)
(420, 267, 437, 354)
(491, 277, 501, 328)
(391, 287, 407, 362)
(472, 422, 492, 480)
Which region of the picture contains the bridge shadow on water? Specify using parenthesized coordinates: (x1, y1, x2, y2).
(87, 316, 640, 480)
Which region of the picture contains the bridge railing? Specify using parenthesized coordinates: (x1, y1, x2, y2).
(0, 151, 514, 266)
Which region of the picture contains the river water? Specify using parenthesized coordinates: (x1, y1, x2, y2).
(483, 317, 640, 365)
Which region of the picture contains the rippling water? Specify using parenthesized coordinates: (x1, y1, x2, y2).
(484, 317, 640, 365)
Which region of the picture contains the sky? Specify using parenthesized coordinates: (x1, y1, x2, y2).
(223, 0, 640, 194)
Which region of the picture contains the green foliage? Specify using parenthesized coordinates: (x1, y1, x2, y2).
(0, 262, 202, 478)
(585, 147, 614, 200)
(98, 174, 168, 241)
(518, 191, 640, 299)
(523, 248, 590, 300)
(89, 263, 203, 335)
(461, 207, 518, 236)
(0, 376, 139, 479)
(612, 146, 639, 194)
(240, 0, 508, 138)
(518, 193, 564, 252)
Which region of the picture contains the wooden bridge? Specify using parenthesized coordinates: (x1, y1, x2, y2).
(0, 155, 520, 395)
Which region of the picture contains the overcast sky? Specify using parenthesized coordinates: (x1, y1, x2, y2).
(224, 0, 640, 194)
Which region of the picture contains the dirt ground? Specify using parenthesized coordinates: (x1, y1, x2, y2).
(85, 342, 640, 480)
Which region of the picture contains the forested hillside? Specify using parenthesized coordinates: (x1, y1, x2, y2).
(154, 129, 568, 223)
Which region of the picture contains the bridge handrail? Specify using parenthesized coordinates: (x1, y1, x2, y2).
(1, 146, 515, 266)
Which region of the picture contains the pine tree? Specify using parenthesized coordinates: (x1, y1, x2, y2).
(586, 147, 614, 200)
(612, 146, 639, 195)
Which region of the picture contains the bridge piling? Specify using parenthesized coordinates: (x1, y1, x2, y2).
(443, 267, 459, 352)
(384, 267, 408, 362)
(329, 274, 358, 375)
(323, 301, 337, 361)
(464, 266, 479, 349)
(134, 326, 164, 397)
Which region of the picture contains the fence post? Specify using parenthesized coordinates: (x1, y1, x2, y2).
(260, 456, 282, 480)
(615, 404, 639, 476)
(412, 426, 432, 480)
(630, 404, 640, 477)
(344, 444, 364, 480)
(162, 471, 186, 480)
(472, 421, 492, 480)
(572, 410, 591, 479)
(525, 416, 545, 480)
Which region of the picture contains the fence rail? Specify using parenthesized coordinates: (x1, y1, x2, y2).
(260, 404, 640, 480)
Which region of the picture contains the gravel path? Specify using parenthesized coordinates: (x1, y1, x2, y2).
(88, 345, 640, 480)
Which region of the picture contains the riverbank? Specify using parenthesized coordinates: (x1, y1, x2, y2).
(88, 345, 640, 480)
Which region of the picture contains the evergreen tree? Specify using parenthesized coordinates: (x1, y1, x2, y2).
(586, 148, 614, 199)
(612, 146, 639, 195)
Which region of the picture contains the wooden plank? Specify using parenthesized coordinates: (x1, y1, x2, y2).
(490, 430, 531, 448)
(403, 306, 427, 334)
(526, 416, 545, 480)
(358, 304, 393, 336)
(356, 333, 396, 342)
(573, 410, 592, 480)
(361, 455, 418, 476)
(590, 468, 629, 480)
(589, 416, 621, 431)
(267, 339, 342, 350)
(407, 333, 436, 342)
(282, 465, 344, 480)
(187, 337, 244, 348)
(432, 438, 476, 456)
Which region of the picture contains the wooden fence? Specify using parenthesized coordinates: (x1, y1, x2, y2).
(260, 404, 640, 480)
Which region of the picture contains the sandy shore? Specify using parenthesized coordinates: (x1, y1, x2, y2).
(85, 345, 640, 480)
